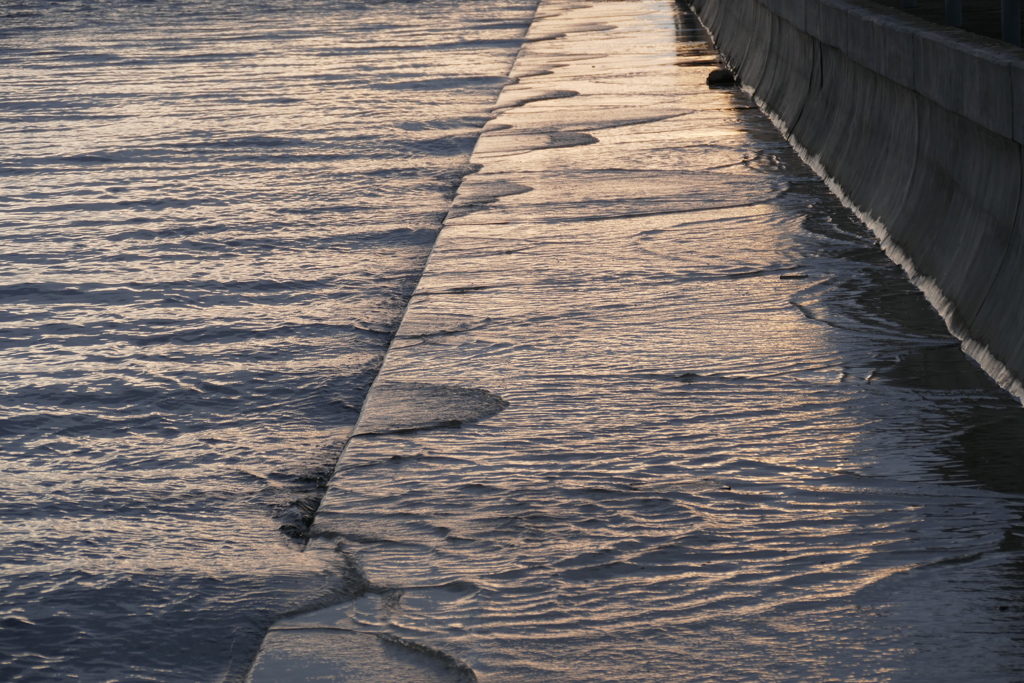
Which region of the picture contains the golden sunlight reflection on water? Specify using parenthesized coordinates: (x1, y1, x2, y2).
(268, 2, 1024, 681)
(0, 0, 537, 680)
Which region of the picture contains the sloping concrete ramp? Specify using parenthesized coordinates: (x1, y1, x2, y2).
(248, 629, 476, 682)
(691, 0, 1024, 395)
(246, 0, 1024, 681)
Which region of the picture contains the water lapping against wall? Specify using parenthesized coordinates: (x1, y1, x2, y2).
(252, 2, 1024, 680)
(0, 1, 534, 680)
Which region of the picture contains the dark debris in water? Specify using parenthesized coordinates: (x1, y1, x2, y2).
(706, 67, 737, 87)
(276, 497, 322, 539)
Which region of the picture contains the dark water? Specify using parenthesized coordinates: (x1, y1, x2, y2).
(0, 1, 534, 680)
(7, 0, 1024, 680)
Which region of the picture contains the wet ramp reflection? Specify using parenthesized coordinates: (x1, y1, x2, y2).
(259, 0, 1024, 682)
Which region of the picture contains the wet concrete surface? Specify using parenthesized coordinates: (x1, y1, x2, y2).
(248, 1, 1024, 680)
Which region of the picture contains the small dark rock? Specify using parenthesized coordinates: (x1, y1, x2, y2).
(706, 68, 736, 87)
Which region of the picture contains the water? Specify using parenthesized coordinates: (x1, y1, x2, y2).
(257, 1, 1024, 680)
(6, 0, 1024, 681)
(0, 1, 535, 680)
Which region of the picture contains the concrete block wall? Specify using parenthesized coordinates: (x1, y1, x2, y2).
(690, 0, 1024, 388)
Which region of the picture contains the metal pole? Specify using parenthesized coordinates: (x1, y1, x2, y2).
(946, 0, 962, 26)
(1003, 0, 1021, 45)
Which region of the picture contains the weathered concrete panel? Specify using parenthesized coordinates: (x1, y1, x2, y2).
(759, 14, 815, 129)
(972, 170, 1024, 374)
(895, 99, 1020, 322)
(913, 30, 1015, 139)
(816, 0, 850, 52)
(845, 5, 884, 74)
(736, 0, 774, 91)
(1011, 61, 1024, 142)
(881, 16, 916, 89)
(768, 0, 806, 32)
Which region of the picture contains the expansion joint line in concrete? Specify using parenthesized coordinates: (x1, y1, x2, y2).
(283, 0, 547, 554)
(245, 0, 766, 678)
(241, 2, 547, 680)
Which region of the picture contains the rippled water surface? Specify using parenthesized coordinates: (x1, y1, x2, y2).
(9, 0, 1024, 681)
(0, 1, 534, 680)
(252, 1, 1024, 681)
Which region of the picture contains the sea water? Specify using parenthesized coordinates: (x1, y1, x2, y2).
(6, 0, 1024, 681)
(262, 2, 1024, 681)
(0, 1, 534, 680)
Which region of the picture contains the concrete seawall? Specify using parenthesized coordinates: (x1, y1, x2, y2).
(690, 0, 1024, 394)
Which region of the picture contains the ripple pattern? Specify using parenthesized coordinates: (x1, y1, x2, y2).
(0, 0, 535, 680)
(277, 1, 1024, 681)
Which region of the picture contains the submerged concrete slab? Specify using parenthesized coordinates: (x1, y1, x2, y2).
(246, 0, 1024, 681)
(248, 628, 475, 683)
